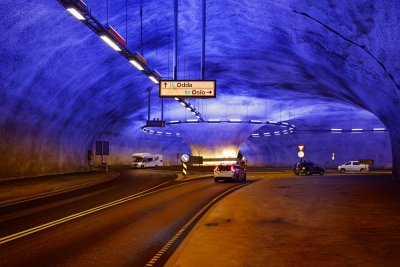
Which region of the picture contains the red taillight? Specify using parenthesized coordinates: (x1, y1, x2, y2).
(230, 165, 235, 172)
(214, 166, 218, 172)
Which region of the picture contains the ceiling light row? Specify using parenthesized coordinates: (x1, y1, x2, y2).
(60, 0, 161, 84)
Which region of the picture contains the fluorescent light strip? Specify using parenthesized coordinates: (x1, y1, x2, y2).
(169, 120, 180, 124)
(331, 128, 343, 131)
(208, 119, 221, 123)
(129, 60, 144, 71)
(67, 8, 86, 20)
(179, 102, 186, 106)
(373, 128, 386, 131)
(351, 128, 363, 131)
(250, 120, 262, 123)
(229, 119, 242, 123)
(148, 76, 159, 84)
(100, 35, 121, 51)
(174, 97, 180, 101)
(187, 119, 198, 122)
(251, 133, 260, 137)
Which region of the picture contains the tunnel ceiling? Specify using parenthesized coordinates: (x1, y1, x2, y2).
(1, 0, 399, 162)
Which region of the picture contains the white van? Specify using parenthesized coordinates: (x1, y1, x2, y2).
(338, 161, 369, 172)
(132, 153, 163, 168)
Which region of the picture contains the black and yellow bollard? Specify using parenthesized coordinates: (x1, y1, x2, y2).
(182, 162, 188, 176)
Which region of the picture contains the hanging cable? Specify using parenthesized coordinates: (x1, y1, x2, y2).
(140, 0, 143, 55)
(125, 0, 128, 44)
(106, 0, 109, 24)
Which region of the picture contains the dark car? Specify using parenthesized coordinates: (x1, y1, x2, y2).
(293, 161, 324, 175)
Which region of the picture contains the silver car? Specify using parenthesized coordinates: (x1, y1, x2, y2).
(214, 164, 246, 182)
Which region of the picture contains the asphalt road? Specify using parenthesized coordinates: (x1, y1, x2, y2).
(0, 168, 247, 266)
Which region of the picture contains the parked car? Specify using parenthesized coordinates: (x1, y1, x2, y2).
(214, 164, 246, 182)
(338, 161, 369, 172)
(293, 161, 324, 176)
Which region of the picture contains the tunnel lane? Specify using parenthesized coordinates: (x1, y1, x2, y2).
(0, 168, 251, 266)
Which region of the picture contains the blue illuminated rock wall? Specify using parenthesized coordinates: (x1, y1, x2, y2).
(0, 0, 399, 178)
(242, 132, 392, 169)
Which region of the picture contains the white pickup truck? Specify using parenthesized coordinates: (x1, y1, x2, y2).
(338, 161, 369, 172)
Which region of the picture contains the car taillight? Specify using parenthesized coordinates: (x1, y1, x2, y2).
(214, 166, 218, 172)
(230, 165, 235, 172)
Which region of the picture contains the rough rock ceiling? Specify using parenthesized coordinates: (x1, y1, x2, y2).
(0, 0, 399, 177)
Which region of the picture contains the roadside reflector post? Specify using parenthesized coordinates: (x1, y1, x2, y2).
(181, 153, 190, 177)
(182, 162, 188, 176)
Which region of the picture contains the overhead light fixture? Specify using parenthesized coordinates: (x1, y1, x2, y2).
(187, 119, 199, 123)
(129, 60, 144, 71)
(268, 120, 277, 124)
(229, 119, 242, 123)
(191, 111, 196, 114)
(176, 133, 181, 136)
(169, 120, 180, 124)
(174, 97, 180, 101)
(351, 128, 363, 131)
(263, 132, 271, 136)
(67, 8, 86, 20)
(373, 128, 385, 131)
(148, 75, 159, 84)
(186, 106, 192, 111)
(331, 128, 343, 131)
(106, 25, 126, 46)
(251, 133, 260, 137)
(208, 119, 221, 123)
(165, 132, 172, 135)
(196, 115, 201, 119)
(179, 101, 186, 106)
(100, 35, 121, 51)
(250, 120, 262, 124)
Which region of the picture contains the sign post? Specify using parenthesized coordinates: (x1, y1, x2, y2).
(297, 145, 305, 159)
(181, 154, 189, 176)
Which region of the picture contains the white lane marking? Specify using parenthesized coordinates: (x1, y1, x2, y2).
(0, 181, 188, 245)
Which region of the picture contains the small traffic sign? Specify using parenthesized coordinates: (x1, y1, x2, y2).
(181, 154, 190, 163)
(160, 80, 216, 98)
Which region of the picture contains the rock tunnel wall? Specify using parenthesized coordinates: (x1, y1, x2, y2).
(241, 131, 392, 169)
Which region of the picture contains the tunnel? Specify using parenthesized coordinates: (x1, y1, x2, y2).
(0, 0, 399, 179)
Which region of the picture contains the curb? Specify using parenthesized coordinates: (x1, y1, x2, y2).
(175, 173, 213, 181)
